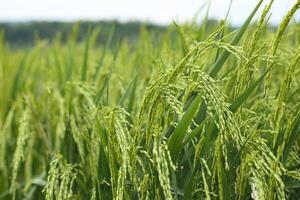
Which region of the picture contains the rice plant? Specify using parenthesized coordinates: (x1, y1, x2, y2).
(0, 0, 300, 199)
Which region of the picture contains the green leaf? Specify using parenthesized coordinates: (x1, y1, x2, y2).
(173, 21, 189, 55)
(95, 39, 120, 105)
(182, 117, 208, 146)
(208, 0, 264, 77)
(167, 94, 202, 161)
(196, 1, 211, 41)
(219, 158, 232, 200)
(283, 111, 300, 164)
(286, 180, 300, 189)
(81, 26, 91, 81)
(93, 24, 116, 81)
(229, 69, 269, 112)
(127, 74, 138, 114)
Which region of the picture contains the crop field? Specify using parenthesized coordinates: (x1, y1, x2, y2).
(0, 0, 300, 199)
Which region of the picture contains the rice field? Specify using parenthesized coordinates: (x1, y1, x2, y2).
(1, 0, 300, 199)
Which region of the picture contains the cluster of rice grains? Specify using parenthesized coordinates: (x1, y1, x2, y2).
(1, 0, 300, 199)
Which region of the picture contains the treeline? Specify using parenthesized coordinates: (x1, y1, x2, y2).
(0, 19, 281, 48)
(0, 21, 167, 47)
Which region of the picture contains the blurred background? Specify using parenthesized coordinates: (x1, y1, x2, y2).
(0, 0, 299, 47)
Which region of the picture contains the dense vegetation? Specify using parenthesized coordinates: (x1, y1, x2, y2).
(1, 0, 300, 199)
(0, 21, 167, 47)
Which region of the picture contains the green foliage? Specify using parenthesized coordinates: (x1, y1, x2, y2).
(1, 2, 300, 199)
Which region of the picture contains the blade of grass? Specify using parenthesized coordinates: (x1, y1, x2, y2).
(167, 94, 202, 161)
(173, 21, 189, 55)
(209, 0, 264, 77)
(81, 26, 91, 82)
(95, 39, 120, 105)
(196, 0, 211, 41)
(282, 111, 300, 164)
(229, 68, 269, 112)
(93, 24, 116, 81)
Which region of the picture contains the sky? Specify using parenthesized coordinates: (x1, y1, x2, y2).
(0, 0, 299, 25)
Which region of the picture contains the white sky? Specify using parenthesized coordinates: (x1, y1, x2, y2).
(0, 0, 299, 25)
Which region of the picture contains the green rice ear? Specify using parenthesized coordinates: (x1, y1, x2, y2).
(264, 0, 300, 96)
